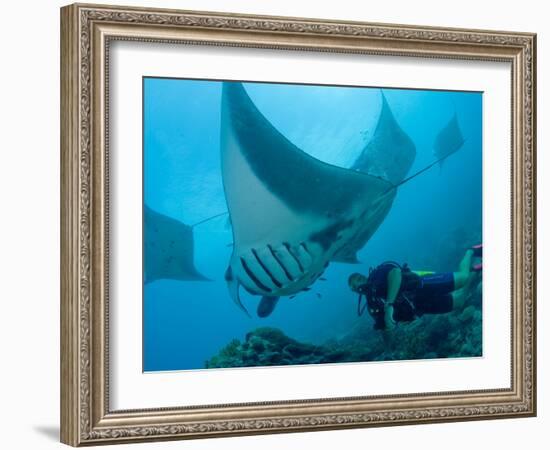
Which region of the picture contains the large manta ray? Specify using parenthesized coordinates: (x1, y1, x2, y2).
(144, 205, 209, 284)
(220, 82, 416, 317)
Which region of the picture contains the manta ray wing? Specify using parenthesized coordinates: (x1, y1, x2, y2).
(144, 205, 210, 284)
(220, 82, 395, 315)
(330, 194, 395, 264)
(434, 112, 465, 167)
(352, 92, 416, 184)
(333, 92, 416, 263)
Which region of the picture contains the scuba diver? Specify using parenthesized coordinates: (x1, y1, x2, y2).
(348, 245, 482, 330)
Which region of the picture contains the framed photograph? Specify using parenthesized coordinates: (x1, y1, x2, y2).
(60, 3, 536, 446)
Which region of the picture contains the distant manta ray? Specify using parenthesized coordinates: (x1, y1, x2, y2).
(434, 112, 465, 168)
(351, 92, 416, 185)
(220, 82, 418, 317)
(144, 205, 209, 284)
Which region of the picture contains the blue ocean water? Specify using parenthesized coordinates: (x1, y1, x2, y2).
(143, 78, 482, 372)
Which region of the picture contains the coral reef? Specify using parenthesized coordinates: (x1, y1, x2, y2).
(205, 327, 327, 368)
(205, 284, 482, 368)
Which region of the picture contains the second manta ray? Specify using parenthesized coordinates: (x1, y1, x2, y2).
(220, 82, 417, 317)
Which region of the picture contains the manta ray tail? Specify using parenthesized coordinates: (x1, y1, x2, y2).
(190, 211, 228, 228)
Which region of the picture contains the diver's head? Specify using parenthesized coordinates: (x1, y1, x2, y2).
(348, 273, 369, 293)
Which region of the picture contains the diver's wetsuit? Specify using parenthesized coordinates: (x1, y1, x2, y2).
(366, 262, 455, 330)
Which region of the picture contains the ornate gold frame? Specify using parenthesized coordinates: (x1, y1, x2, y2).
(60, 2, 536, 446)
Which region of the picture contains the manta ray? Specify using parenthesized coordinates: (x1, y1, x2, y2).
(338, 91, 417, 264)
(144, 205, 209, 284)
(434, 112, 465, 167)
(351, 92, 416, 184)
(220, 82, 416, 317)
